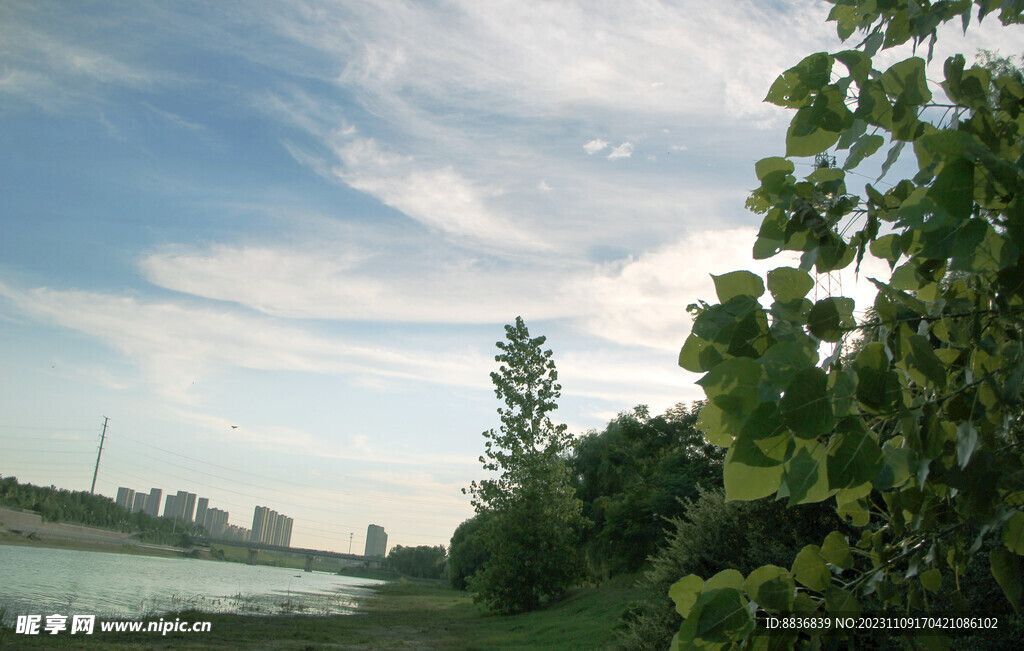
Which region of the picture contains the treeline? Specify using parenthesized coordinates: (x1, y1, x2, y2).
(385, 544, 447, 580)
(448, 402, 844, 645)
(0, 475, 193, 547)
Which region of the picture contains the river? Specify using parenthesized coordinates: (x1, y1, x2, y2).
(0, 545, 383, 624)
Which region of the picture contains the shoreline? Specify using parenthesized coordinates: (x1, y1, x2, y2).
(0, 507, 399, 581)
(0, 506, 206, 560)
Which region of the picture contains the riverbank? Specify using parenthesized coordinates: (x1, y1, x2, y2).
(0, 507, 204, 559)
(0, 576, 641, 649)
(0, 508, 389, 579)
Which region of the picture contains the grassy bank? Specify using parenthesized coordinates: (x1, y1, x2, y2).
(0, 576, 641, 649)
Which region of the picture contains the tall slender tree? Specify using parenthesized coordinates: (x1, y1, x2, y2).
(466, 316, 584, 614)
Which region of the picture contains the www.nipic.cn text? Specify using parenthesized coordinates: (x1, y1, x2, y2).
(14, 614, 212, 636)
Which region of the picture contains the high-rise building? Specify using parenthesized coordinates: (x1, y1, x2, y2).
(115, 487, 135, 510)
(176, 491, 197, 523)
(146, 488, 162, 518)
(130, 492, 147, 514)
(281, 516, 293, 547)
(204, 508, 229, 537)
(195, 497, 208, 529)
(163, 494, 179, 520)
(251, 506, 270, 543)
(273, 513, 288, 546)
(251, 506, 293, 546)
(365, 524, 387, 558)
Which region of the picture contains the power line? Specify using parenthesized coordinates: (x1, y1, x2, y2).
(110, 432, 468, 507)
(5, 419, 469, 548)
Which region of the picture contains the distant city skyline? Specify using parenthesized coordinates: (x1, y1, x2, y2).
(114, 484, 324, 549)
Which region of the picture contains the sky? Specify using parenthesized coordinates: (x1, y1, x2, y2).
(0, 1, 1018, 554)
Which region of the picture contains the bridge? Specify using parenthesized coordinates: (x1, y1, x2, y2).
(194, 537, 383, 571)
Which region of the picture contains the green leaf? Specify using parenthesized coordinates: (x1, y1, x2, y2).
(927, 158, 974, 220)
(670, 574, 705, 617)
(1003, 512, 1024, 555)
(879, 57, 932, 105)
(825, 585, 861, 616)
(821, 531, 854, 570)
(869, 233, 902, 263)
(902, 334, 948, 388)
(787, 119, 841, 158)
(782, 441, 832, 505)
(780, 367, 834, 439)
(679, 335, 721, 374)
(698, 401, 739, 448)
(843, 134, 885, 170)
(834, 50, 871, 83)
(712, 270, 765, 303)
(697, 358, 763, 418)
(827, 419, 884, 489)
(878, 140, 905, 181)
(791, 545, 831, 591)
(732, 410, 789, 468)
(755, 156, 795, 182)
(855, 343, 901, 413)
(743, 565, 795, 612)
(990, 548, 1022, 614)
(837, 495, 870, 526)
(690, 588, 753, 643)
(725, 447, 784, 501)
(870, 278, 929, 316)
(706, 569, 745, 591)
(767, 267, 814, 303)
(808, 297, 856, 342)
(920, 569, 942, 594)
(956, 423, 979, 469)
(874, 443, 913, 491)
(765, 52, 833, 108)
(759, 342, 817, 391)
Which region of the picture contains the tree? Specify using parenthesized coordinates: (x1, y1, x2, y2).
(448, 513, 491, 590)
(466, 316, 585, 614)
(672, 1, 1024, 647)
(386, 544, 447, 579)
(570, 403, 725, 578)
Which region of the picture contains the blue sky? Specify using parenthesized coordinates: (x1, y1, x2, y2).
(1, 1, 1013, 553)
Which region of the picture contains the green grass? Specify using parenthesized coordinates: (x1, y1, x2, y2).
(0, 576, 642, 650)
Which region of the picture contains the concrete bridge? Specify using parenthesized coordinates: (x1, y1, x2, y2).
(194, 537, 383, 571)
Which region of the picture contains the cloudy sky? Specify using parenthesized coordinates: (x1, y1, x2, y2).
(1, 1, 1015, 553)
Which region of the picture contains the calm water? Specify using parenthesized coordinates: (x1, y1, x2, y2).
(0, 545, 382, 623)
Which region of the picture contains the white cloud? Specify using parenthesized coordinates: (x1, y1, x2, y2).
(607, 142, 634, 160)
(583, 139, 609, 154)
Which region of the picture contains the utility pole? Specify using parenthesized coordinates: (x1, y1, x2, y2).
(90, 416, 108, 495)
(349, 533, 353, 554)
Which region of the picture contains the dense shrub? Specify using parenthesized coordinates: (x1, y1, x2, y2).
(620, 488, 841, 649)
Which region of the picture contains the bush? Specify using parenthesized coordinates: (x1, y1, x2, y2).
(621, 488, 840, 649)
(448, 513, 489, 590)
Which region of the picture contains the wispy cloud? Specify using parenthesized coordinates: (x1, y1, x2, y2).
(0, 281, 492, 403)
(328, 137, 544, 251)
